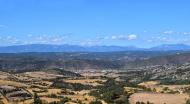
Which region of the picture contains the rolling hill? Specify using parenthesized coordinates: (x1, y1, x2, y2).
(0, 51, 189, 72)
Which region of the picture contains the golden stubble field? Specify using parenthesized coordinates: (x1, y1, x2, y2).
(129, 92, 189, 104)
(128, 81, 190, 104)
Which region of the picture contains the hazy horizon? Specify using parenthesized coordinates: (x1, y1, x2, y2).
(0, 43, 190, 49)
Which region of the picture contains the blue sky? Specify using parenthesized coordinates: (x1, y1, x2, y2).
(0, 0, 190, 48)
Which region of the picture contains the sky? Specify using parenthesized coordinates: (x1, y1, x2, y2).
(0, 0, 190, 48)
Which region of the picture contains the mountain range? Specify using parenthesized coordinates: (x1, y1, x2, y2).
(149, 44, 190, 51)
(0, 44, 190, 53)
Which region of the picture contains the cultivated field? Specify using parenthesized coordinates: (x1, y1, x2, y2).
(129, 92, 188, 104)
(0, 69, 190, 104)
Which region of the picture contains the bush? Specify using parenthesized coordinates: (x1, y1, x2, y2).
(52, 80, 93, 91)
(186, 99, 190, 104)
(90, 100, 102, 104)
(48, 93, 58, 98)
(33, 93, 42, 104)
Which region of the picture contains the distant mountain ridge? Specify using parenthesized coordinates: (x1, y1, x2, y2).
(149, 44, 190, 51)
(0, 44, 142, 53)
(0, 44, 190, 53)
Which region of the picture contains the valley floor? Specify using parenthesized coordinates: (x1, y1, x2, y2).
(0, 69, 190, 104)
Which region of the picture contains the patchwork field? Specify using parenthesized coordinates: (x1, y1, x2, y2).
(0, 69, 190, 104)
(0, 70, 110, 104)
(0, 80, 28, 87)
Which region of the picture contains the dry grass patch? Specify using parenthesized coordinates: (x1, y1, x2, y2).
(65, 90, 95, 104)
(18, 99, 33, 104)
(138, 81, 159, 87)
(0, 71, 11, 80)
(0, 93, 9, 104)
(41, 97, 60, 103)
(64, 79, 106, 86)
(161, 85, 190, 90)
(36, 89, 62, 96)
(129, 92, 188, 104)
(139, 81, 190, 93)
(80, 72, 106, 77)
(24, 71, 63, 80)
(65, 102, 77, 104)
(0, 80, 28, 87)
(124, 87, 142, 94)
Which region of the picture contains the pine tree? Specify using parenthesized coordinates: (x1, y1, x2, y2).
(33, 93, 42, 104)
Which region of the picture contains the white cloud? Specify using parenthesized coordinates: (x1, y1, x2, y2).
(80, 34, 137, 46)
(162, 30, 190, 35)
(127, 34, 137, 40)
(26, 34, 71, 44)
(27, 34, 33, 37)
(147, 37, 173, 42)
(143, 30, 147, 33)
(163, 30, 175, 35)
(103, 34, 137, 41)
(103, 36, 109, 40)
(183, 32, 190, 35)
(0, 35, 22, 45)
(111, 36, 117, 40)
(80, 39, 101, 46)
(0, 25, 7, 28)
(0, 33, 72, 45)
